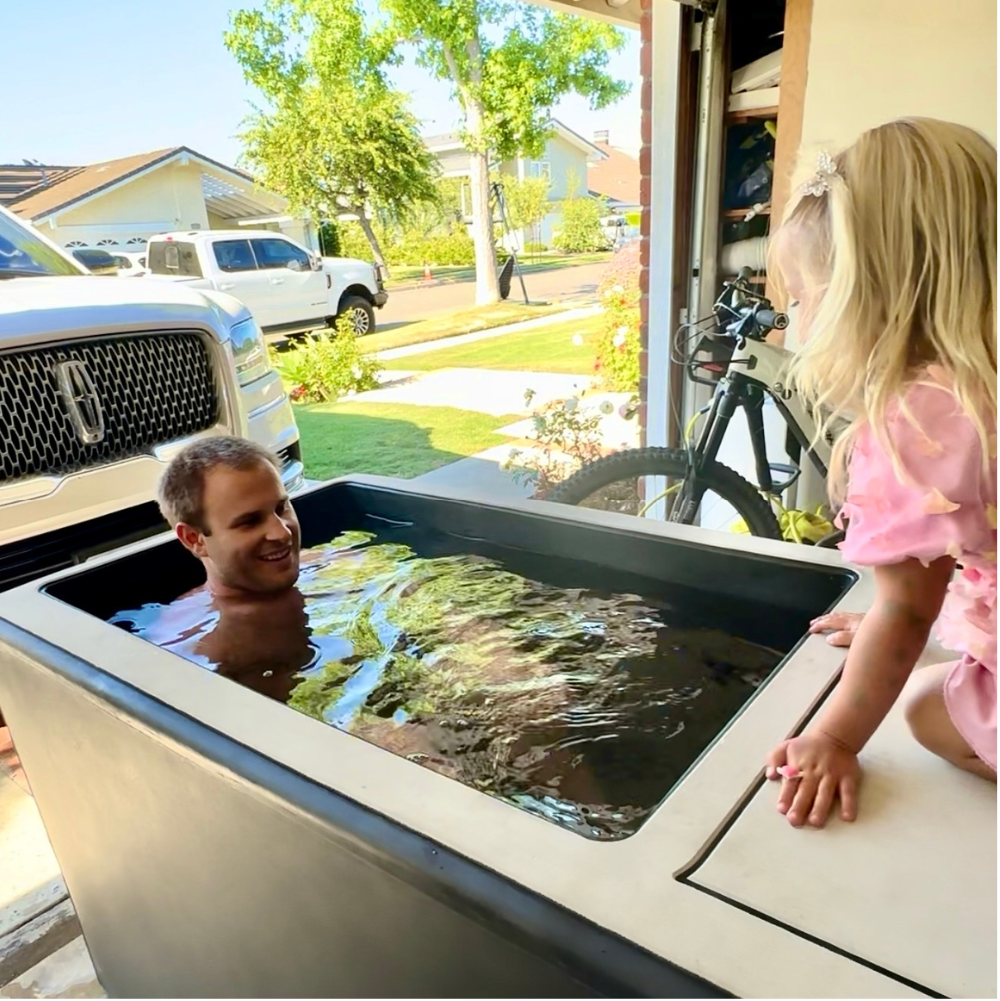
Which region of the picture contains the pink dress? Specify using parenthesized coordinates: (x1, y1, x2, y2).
(837, 370, 997, 770)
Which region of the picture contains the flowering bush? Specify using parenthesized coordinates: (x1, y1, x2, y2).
(595, 242, 641, 392)
(504, 390, 613, 499)
(274, 314, 382, 404)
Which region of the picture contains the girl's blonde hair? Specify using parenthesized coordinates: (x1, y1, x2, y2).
(769, 118, 997, 499)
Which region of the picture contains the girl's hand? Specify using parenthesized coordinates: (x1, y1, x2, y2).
(766, 734, 861, 828)
(809, 611, 864, 647)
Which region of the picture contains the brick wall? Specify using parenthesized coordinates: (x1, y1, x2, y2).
(637, 0, 653, 446)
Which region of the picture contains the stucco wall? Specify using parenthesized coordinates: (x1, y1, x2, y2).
(800, 0, 996, 157)
(57, 162, 208, 232)
(543, 134, 589, 200)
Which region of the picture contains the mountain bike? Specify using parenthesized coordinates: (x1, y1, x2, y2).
(550, 270, 841, 543)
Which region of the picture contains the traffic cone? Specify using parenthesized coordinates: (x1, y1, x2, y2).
(422, 262, 433, 283)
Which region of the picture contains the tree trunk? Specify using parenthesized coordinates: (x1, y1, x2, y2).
(451, 36, 498, 306)
(467, 144, 499, 305)
(354, 208, 389, 276)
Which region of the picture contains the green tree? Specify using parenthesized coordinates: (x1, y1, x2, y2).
(496, 175, 551, 244)
(554, 191, 608, 253)
(225, 0, 439, 271)
(378, 1, 628, 304)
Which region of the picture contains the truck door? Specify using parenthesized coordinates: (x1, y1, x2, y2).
(209, 239, 274, 328)
(249, 237, 327, 330)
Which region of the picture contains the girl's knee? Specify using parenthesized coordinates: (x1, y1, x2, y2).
(902, 667, 950, 752)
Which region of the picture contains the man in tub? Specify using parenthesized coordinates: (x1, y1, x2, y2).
(146, 436, 613, 815)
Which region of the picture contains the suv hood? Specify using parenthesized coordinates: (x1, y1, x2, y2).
(0, 276, 248, 349)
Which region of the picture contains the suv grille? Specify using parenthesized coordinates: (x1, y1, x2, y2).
(1, 332, 219, 484)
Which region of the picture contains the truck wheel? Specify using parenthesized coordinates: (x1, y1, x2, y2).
(337, 296, 375, 336)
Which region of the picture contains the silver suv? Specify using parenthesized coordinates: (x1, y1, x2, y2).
(0, 205, 303, 591)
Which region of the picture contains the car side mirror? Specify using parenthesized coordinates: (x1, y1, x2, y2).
(310, 255, 323, 271)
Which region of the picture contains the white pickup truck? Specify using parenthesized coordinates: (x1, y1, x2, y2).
(145, 230, 388, 337)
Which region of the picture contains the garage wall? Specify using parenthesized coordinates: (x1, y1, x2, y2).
(57, 163, 208, 233)
(800, 0, 996, 157)
(787, 0, 996, 508)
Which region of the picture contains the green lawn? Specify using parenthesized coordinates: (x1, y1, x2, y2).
(295, 401, 518, 481)
(361, 301, 569, 354)
(382, 313, 603, 375)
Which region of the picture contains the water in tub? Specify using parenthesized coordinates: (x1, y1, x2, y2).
(109, 527, 783, 840)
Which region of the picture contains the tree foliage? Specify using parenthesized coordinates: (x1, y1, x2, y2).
(497, 175, 551, 234)
(377, 0, 628, 303)
(224, 0, 438, 268)
(554, 194, 608, 253)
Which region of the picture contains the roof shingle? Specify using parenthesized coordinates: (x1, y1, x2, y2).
(7, 148, 182, 219)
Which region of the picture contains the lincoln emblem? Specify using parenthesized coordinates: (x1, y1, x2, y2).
(56, 359, 105, 445)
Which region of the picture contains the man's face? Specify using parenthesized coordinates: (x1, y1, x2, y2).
(179, 462, 301, 595)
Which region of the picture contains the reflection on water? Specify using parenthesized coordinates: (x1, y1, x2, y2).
(110, 529, 783, 840)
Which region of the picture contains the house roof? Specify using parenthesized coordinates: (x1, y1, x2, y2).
(587, 141, 640, 207)
(5, 147, 258, 221)
(0, 164, 78, 206)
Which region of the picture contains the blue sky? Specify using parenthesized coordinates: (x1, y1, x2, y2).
(2, 0, 640, 168)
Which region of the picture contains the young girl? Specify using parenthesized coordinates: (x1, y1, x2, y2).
(764, 118, 997, 828)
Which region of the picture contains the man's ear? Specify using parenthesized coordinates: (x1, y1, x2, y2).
(175, 522, 209, 559)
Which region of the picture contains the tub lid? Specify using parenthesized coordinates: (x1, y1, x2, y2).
(683, 687, 997, 999)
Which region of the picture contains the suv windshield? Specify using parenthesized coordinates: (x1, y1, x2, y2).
(0, 211, 82, 278)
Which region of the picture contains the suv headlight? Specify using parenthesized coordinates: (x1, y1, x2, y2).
(229, 317, 271, 386)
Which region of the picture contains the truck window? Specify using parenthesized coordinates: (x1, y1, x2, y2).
(148, 241, 203, 277)
(250, 238, 310, 271)
(212, 240, 257, 273)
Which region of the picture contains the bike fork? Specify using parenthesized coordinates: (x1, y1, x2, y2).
(671, 379, 744, 523)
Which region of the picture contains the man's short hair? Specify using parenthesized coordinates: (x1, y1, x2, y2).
(158, 436, 282, 531)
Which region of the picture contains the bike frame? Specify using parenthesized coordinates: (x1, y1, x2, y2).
(674, 339, 831, 523)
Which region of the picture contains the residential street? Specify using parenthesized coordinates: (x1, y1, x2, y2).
(376, 261, 606, 329)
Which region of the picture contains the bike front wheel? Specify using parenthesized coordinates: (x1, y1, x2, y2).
(548, 447, 783, 540)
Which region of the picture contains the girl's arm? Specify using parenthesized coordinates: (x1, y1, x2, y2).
(766, 555, 954, 827)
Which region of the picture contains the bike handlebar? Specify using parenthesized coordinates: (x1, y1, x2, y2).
(755, 308, 789, 331)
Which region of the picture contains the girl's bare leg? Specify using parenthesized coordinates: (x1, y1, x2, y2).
(903, 663, 996, 782)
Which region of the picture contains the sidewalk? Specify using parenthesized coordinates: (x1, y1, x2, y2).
(0, 769, 97, 997)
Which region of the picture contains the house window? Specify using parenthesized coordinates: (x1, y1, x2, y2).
(528, 161, 551, 181)
(65, 241, 87, 248)
(97, 238, 119, 246)
(126, 237, 146, 246)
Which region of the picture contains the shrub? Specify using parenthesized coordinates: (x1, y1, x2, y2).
(504, 390, 607, 499)
(318, 221, 341, 257)
(391, 231, 476, 266)
(523, 241, 548, 254)
(553, 196, 609, 253)
(595, 242, 641, 392)
(336, 221, 375, 261)
(275, 314, 382, 404)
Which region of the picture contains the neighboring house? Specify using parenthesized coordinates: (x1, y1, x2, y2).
(0, 147, 316, 253)
(425, 119, 608, 249)
(587, 132, 640, 215)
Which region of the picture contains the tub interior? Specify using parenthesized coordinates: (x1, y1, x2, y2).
(43, 481, 856, 839)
